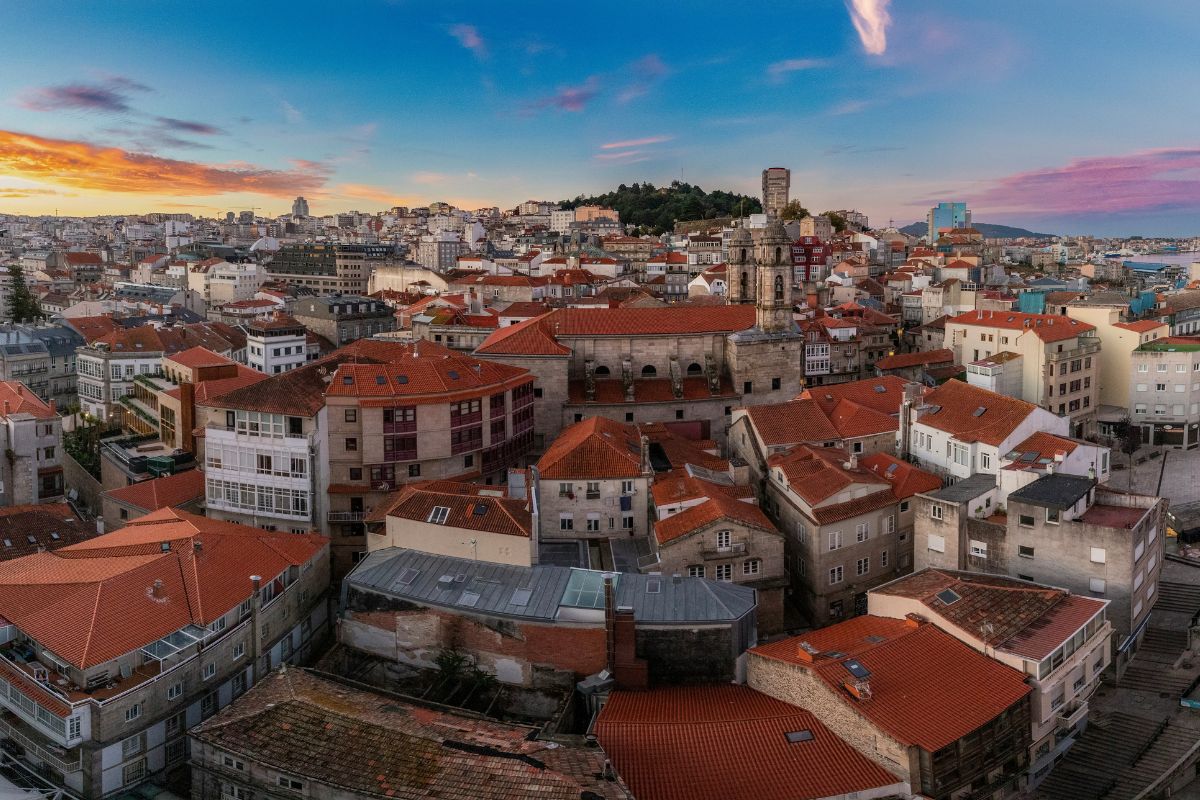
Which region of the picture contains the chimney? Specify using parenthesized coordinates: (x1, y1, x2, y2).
(603, 574, 616, 674)
(49, 400, 55, 415)
(1046, 462, 1055, 475)
(250, 575, 263, 682)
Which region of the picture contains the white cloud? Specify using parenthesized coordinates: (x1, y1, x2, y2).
(847, 0, 892, 55)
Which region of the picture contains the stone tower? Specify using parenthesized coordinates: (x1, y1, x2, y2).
(754, 219, 794, 332)
(727, 225, 755, 305)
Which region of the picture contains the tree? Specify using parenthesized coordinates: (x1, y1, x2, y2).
(1111, 417, 1140, 490)
(779, 201, 810, 221)
(6, 264, 42, 323)
(823, 211, 848, 233)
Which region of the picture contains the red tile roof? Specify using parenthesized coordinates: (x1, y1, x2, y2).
(0, 508, 325, 669)
(1002, 431, 1079, 471)
(64, 315, 120, 343)
(744, 400, 840, 447)
(801, 376, 910, 417)
(0, 381, 57, 419)
(0, 504, 94, 559)
(1113, 320, 1166, 333)
(825, 399, 898, 439)
(767, 446, 889, 508)
(167, 346, 236, 369)
(918, 379, 1038, 446)
(324, 346, 529, 403)
(948, 310, 1096, 343)
(650, 469, 755, 507)
(536, 417, 644, 479)
(752, 617, 1031, 751)
(474, 313, 571, 356)
(874, 348, 954, 371)
(475, 306, 756, 355)
(103, 470, 205, 513)
(858, 453, 941, 499)
(64, 252, 103, 265)
(368, 480, 531, 536)
(596, 685, 904, 800)
(871, 568, 1107, 661)
(654, 494, 774, 545)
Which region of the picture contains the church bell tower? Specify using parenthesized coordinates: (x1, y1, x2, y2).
(754, 219, 795, 332)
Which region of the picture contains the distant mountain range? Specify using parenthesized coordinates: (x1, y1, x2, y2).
(897, 221, 1055, 239)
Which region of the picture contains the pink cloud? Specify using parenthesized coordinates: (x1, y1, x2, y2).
(449, 24, 487, 58)
(525, 78, 600, 113)
(616, 54, 669, 103)
(765, 58, 826, 82)
(599, 135, 673, 150)
(594, 150, 649, 162)
(969, 148, 1200, 216)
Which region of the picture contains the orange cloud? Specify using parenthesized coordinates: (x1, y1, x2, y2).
(335, 183, 415, 205)
(0, 130, 329, 197)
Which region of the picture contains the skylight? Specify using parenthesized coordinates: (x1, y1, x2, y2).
(936, 588, 962, 605)
(427, 506, 450, 525)
(785, 730, 814, 743)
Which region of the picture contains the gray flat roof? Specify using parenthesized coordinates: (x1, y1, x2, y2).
(1009, 473, 1095, 510)
(925, 473, 996, 503)
(346, 548, 756, 625)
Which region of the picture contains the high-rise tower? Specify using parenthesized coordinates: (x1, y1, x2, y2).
(761, 167, 790, 218)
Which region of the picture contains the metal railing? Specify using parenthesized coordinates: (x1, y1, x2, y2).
(702, 542, 747, 559)
(328, 511, 366, 523)
(0, 715, 81, 773)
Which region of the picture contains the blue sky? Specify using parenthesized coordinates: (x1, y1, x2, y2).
(1, 0, 1199, 235)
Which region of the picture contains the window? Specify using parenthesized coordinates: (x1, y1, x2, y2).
(277, 777, 305, 793)
(856, 557, 869, 576)
(167, 681, 183, 701)
(717, 530, 732, 550)
(125, 703, 141, 722)
(884, 515, 895, 534)
(349, 467, 362, 481)
(827, 531, 842, 550)
(829, 566, 843, 585)
(930, 504, 943, 520)
(427, 506, 450, 525)
(969, 540, 988, 558)
(344, 437, 357, 451)
(203, 662, 216, 680)
(880, 549, 889, 568)
(122, 733, 144, 759)
(687, 565, 705, 578)
(233, 641, 245, 660)
(715, 564, 732, 581)
(743, 559, 761, 576)
(1089, 577, 1106, 594)
(586, 481, 600, 499)
(559, 514, 574, 531)
(928, 534, 945, 553)
(344, 408, 357, 423)
(1019, 513, 1035, 527)
(222, 753, 245, 771)
(771, 377, 781, 390)
(621, 480, 635, 495)
(1018, 545, 1035, 558)
(899, 500, 910, 513)
(622, 515, 634, 530)
(586, 516, 600, 532)
(980, 452, 991, 471)
(166, 738, 186, 764)
(1046, 508, 1060, 524)
(68, 716, 81, 740)
(559, 482, 573, 497)
(122, 759, 146, 787)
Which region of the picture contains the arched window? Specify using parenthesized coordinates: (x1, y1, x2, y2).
(775, 274, 784, 301)
(641, 365, 657, 377)
(686, 362, 703, 376)
(740, 271, 748, 299)
(594, 365, 610, 377)
(739, 248, 747, 263)
(775, 246, 782, 264)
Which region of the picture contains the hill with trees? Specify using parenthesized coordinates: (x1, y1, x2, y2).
(898, 221, 1055, 239)
(561, 181, 762, 234)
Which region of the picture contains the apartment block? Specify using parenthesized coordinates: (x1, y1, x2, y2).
(1130, 336, 1200, 448)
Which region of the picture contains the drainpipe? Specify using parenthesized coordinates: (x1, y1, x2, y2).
(249, 575, 263, 683)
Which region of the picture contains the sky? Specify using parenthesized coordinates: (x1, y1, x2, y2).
(1, 0, 1199, 236)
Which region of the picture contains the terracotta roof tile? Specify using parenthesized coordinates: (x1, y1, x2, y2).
(874, 348, 954, 371)
(858, 453, 942, 499)
(0, 504, 94, 560)
(918, 379, 1038, 446)
(948, 310, 1096, 343)
(596, 685, 903, 800)
(800, 376, 910, 417)
(0, 509, 325, 669)
(744, 400, 840, 447)
(751, 617, 1031, 751)
(103, 470, 205, 513)
(0, 381, 57, 419)
(368, 481, 531, 536)
(654, 494, 774, 544)
(536, 417, 644, 479)
(193, 669, 625, 799)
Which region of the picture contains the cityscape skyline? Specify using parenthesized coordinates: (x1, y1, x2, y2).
(1, 0, 1199, 235)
